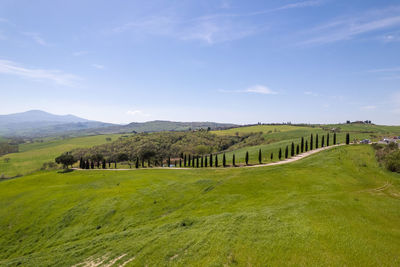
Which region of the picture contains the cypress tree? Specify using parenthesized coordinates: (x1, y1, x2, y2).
(108, 161, 111, 168)
(285, 146, 289, 159)
(192, 156, 195, 168)
(301, 137, 304, 153)
(196, 156, 199, 168)
(346, 133, 350, 145)
(215, 154, 218, 167)
(245, 151, 249, 165)
(135, 157, 139, 168)
(91, 161, 94, 169)
(232, 154, 236, 166)
(334, 133, 337, 145)
(97, 160, 100, 168)
(179, 158, 182, 167)
(210, 154, 213, 167)
(102, 159, 106, 169)
(291, 142, 295, 156)
(258, 149, 262, 164)
(168, 157, 171, 167)
(184, 154, 187, 167)
(327, 133, 330, 146)
(310, 134, 314, 150)
(296, 144, 299, 155)
(205, 156, 208, 167)
(279, 148, 282, 160)
(223, 153, 226, 167)
(322, 135, 325, 147)
(316, 134, 319, 149)
(79, 157, 83, 168)
(270, 152, 273, 160)
(305, 140, 308, 151)
(188, 155, 191, 167)
(201, 156, 204, 167)
(114, 161, 117, 169)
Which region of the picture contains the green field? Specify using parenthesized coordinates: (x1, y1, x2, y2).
(0, 134, 124, 177)
(1, 145, 399, 266)
(212, 124, 400, 165)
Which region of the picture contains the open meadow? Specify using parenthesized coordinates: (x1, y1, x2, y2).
(0, 145, 399, 266)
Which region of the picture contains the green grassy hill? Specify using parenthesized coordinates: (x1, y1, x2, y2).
(0, 134, 124, 177)
(1, 145, 399, 266)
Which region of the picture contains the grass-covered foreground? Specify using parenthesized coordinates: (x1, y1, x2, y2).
(1, 145, 400, 266)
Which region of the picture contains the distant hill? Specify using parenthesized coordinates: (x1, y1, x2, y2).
(0, 110, 237, 138)
(0, 110, 115, 137)
(82, 120, 238, 135)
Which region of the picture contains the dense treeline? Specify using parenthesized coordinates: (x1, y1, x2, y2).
(71, 131, 263, 164)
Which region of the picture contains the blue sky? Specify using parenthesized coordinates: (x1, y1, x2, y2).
(1, 0, 400, 125)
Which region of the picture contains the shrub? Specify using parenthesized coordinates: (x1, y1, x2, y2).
(384, 150, 400, 173)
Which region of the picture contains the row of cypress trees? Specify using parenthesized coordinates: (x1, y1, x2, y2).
(79, 132, 350, 169)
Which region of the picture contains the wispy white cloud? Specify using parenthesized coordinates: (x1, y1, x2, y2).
(360, 105, 376, 110)
(219, 85, 278, 95)
(112, 1, 323, 45)
(0, 59, 80, 86)
(92, 64, 105, 69)
(299, 6, 400, 45)
(73, 51, 89, 56)
(126, 110, 150, 117)
(304, 91, 318, 96)
(23, 32, 48, 46)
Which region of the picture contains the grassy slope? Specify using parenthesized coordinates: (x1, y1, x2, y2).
(0, 134, 123, 177)
(212, 124, 400, 165)
(0, 145, 399, 266)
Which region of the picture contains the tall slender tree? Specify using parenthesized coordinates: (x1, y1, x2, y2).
(245, 151, 249, 165)
(285, 146, 289, 159)
(179, 158, 182, 167)
(215, 154, 218, 167)
(201, 156, 204, 167)
(322, 135, 325, 147)
(305, 140, 308, 152)
(327, 133, 330, 146)
(223, 153, 226, 167)
(291, 142, 295, 156)
(316, 134, 319, 149)
(334, 133, 337, 145)
(310, 134, 314, 150)
(192, 156, 195, 168)
(79, 157, 83, 169)
(301, 137, 304, 153)
(210, 154, 213, 167)
(135, 157, 139, 168)
(270, 152, 273, 161)
(296, 144, 300, 155)
(232, 154, 236, 166)
(279, 148, 282, 160)
(114, 161, 117, 169)
(196, 156, 199, 168)
(205, 156, 208, 167)
(184, 154, 187, 167)
(102, 159, 106, 169)
(258, 149, 262, 164)
(346, 133, 350, 145)
(91, 161, 95, 169)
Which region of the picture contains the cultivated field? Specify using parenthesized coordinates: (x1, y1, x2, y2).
(0, 134, 124, 177)
(0, 145, 399, 266)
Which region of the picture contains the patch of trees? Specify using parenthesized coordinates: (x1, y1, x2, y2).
(373, 142, 400, 173)
(0, 142, 19, 157)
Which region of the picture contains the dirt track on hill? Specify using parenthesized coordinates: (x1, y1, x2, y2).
(74, 144, 345, 171)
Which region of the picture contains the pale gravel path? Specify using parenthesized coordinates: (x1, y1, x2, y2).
(74, 144, 345, 171)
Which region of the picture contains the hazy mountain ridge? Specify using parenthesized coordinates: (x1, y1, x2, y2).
(0, 110, 237, 138)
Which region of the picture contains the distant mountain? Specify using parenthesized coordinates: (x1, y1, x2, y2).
(0, 110, 238, 138)
(0, 110, 89, 124)
(0, 110, 115, 137)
